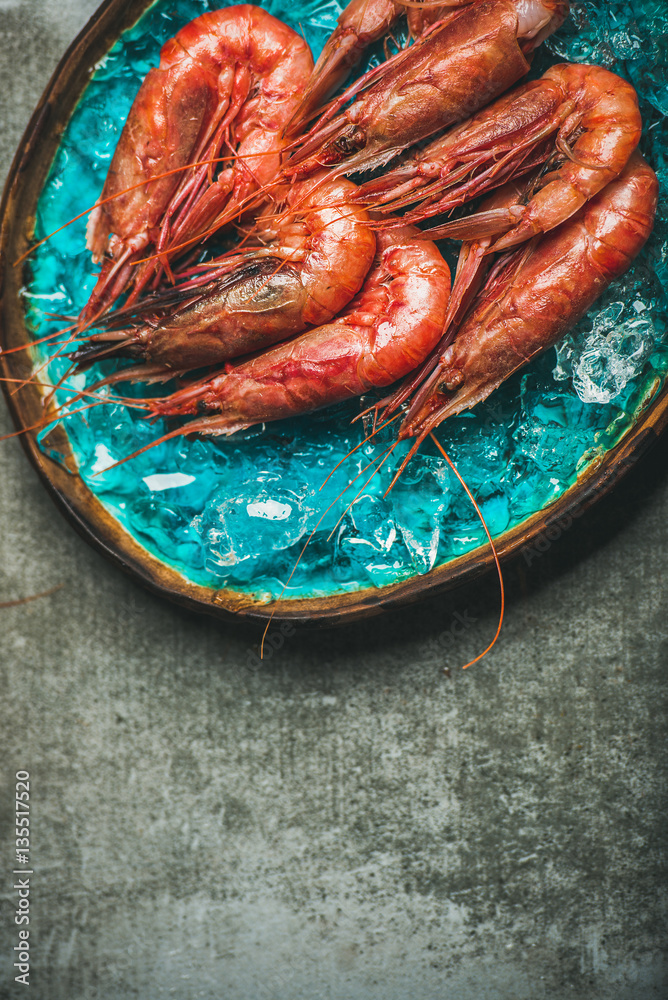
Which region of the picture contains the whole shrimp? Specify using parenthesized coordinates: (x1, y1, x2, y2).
(73, 174, 376, 374)
(287, 0, 568, 179)
(285, 0, 482, 136)
(397, 151, 658, 446)
(81, 6, 313, 326)
(132, 227, 451, 437)
(360, 64, 641, 253)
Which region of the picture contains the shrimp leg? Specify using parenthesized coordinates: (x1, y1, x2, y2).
(402, 152, 658, 440)
(138, 227, 451, 437)
(73, 174, 376, 374)
(81, 6, 314, 326)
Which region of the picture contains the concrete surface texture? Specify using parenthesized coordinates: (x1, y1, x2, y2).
(0, 2, 667, 998)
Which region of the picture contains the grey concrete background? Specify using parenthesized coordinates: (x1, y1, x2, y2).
(0, 2, 667, 997)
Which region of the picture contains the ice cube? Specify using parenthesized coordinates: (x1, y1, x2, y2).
(194, 475, 316, 581)
(336, 494, 413, 586)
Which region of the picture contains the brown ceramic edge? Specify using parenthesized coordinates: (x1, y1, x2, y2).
(0, 0, 144, 210)
(5, 381, 666, 631)
(1, 0, 667, 630)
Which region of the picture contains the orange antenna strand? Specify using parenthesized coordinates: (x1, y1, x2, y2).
(10, 340, 78, 398)
(325, 440, 399, 543)
(0, 376, 124, 404)
(0, 398, 114, 443)
(0, 324, 78, 356)
(12, 156, 228, 268)
(0, 584, 64, 609)
(259, 439, 398, 658)
(130, 176, 286, 267)
(429, 431, 505, 669)
(13, 150, 288, 269)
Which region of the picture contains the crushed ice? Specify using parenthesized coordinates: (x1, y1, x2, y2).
(553, 298, 658, 404)
(22, 0, 668, 600)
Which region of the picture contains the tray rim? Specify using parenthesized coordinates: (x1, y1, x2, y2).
(1, 0, 667, 628)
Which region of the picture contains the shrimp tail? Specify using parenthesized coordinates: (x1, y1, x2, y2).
(403, 151, 659, 437)
(80, 6, 314, 320)
(137, 226, 452, 437)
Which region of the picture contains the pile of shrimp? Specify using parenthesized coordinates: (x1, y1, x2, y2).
(15, 0, 660, 653)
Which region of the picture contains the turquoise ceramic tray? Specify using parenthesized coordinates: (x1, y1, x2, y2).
(1, 0, 667, 624)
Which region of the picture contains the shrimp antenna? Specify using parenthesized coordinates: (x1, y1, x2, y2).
(0, 398, 116, 443)
(129, 175, 286, 269)
(10, 329, 83, 398)
(380, 420, 504, 668)
(13, 151, 287, 268)
(0, 376, 125, 405)
(325, 440, 400, 543)
(0, 584, 64, 609)
(0, 324, 79, 357)
(2, 319, 85, 399)
(319, 412, 402, 491)
(429, 431, 505, 669)
(258, 437, 399, 658)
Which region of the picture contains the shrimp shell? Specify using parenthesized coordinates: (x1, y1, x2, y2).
(287, 0, 568, 178)
(74, 174, 376, 373)
(82, 6, 313, 324)
(143, 227, 451, 436)
(403, 151, 658, 438)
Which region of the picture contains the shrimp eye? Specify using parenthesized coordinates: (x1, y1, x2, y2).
(334, 128, 366, 156)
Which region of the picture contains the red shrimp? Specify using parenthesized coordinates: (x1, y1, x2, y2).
(287, 0, 568, 179)
(399, 151, 658, 444)
(81, 6, 313, 326)
(73, 174, 376, 374)
(137, 226, 451, 437)
(404, 0, 467, 37)
(368, 63, 641, 252)
(285, 0, 481, 136)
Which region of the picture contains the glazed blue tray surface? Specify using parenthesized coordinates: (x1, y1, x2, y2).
(25, 0, 668, 602)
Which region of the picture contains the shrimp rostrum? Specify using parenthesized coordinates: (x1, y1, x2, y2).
(131, 227, 451, 440)
(287, 0, 568, 179)
(396, 152, 658, 449)
(73, 174, 375, 376)
(81, 5, 313, 326)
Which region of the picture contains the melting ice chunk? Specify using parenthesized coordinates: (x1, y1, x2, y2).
(553, 300, 657, 404)
(142, 472, 196, 491)
(246, 499, 292, 521)
(337, 494, 413, 585)
(389, 456, 450, 574)
(193, 475, 316, 580)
